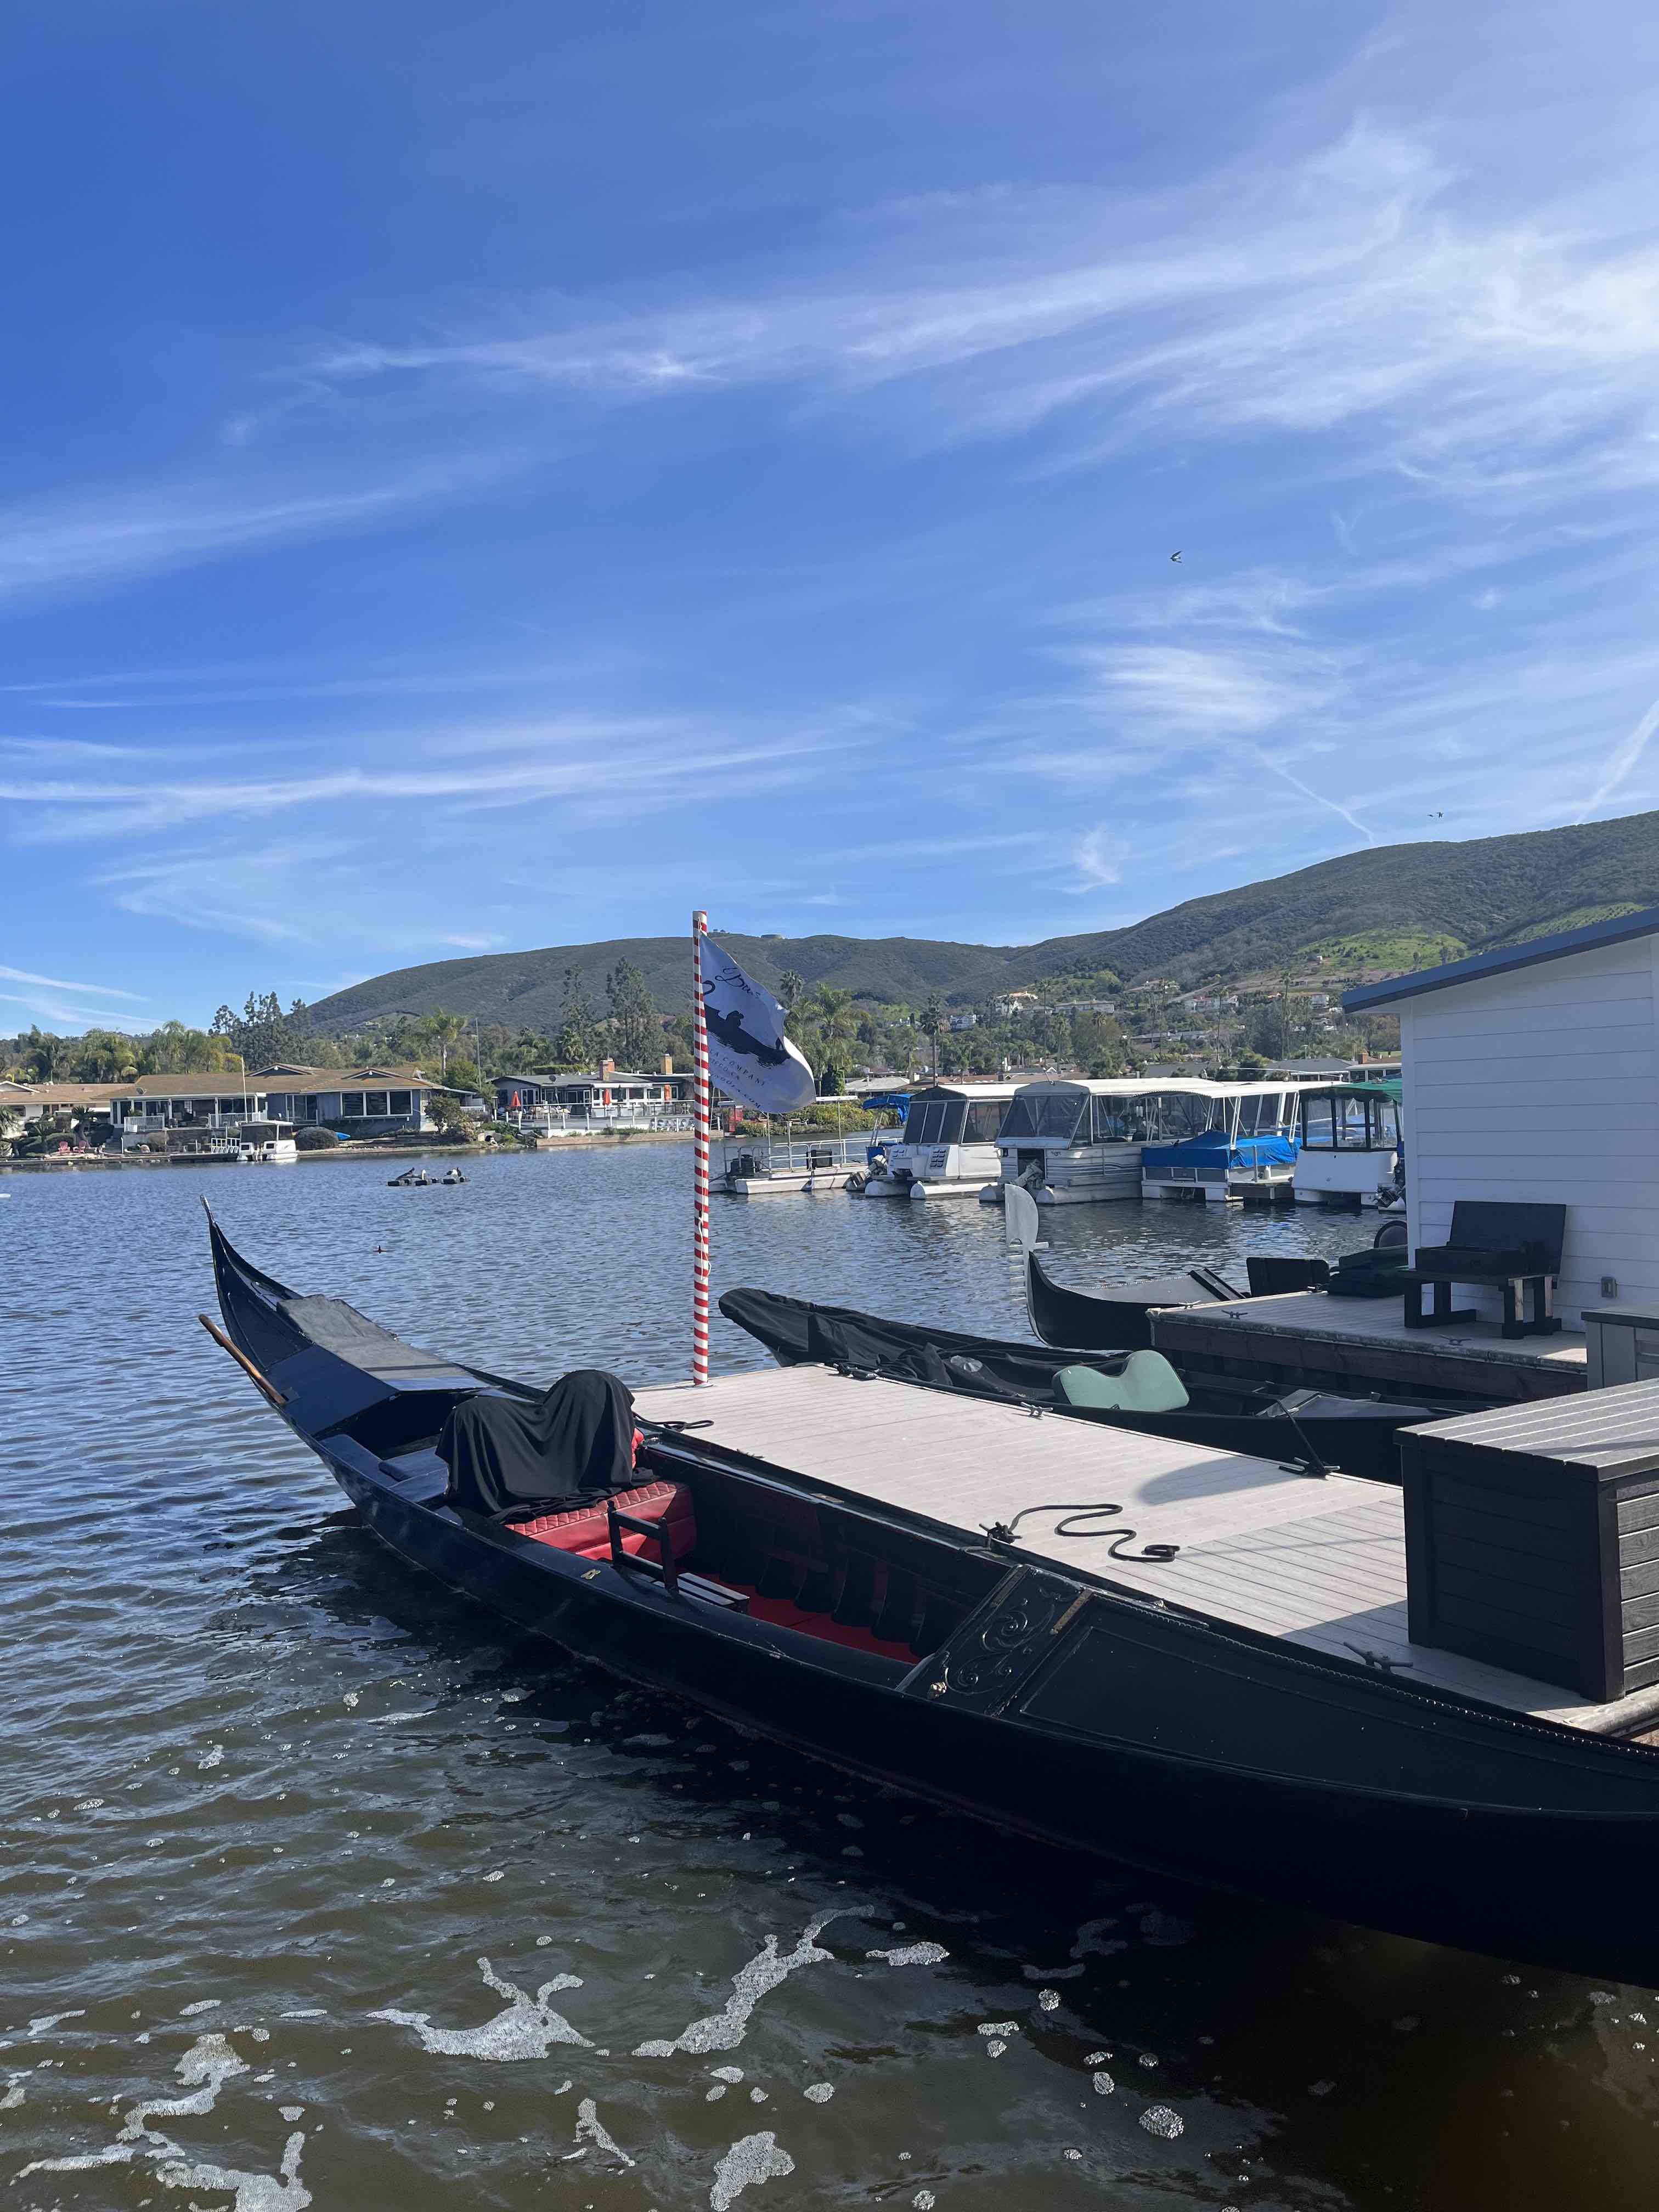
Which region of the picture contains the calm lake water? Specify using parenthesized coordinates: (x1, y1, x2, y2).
(3, 1147, 1656, 2211)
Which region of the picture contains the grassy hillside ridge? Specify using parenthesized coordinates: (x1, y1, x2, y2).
(306, 934, 1037, 1037)
(306, 810, 1659, 1031)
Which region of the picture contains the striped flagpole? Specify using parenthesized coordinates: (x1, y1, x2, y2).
(691, 909, 711, 1385)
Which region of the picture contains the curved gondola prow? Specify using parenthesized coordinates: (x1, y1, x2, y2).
(1026, 1250, 1153, 1352)
(204, 1206, 314, 1375)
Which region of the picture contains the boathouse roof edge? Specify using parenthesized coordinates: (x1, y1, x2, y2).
(1342, 904, 1659, 1012)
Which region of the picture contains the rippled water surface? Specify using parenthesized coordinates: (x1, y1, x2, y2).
(4, 1148, 1657, 2211)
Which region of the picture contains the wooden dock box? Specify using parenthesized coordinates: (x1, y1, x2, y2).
(1583, 1304, 1659, 1390)
(1400, 1385, 1659, 1702)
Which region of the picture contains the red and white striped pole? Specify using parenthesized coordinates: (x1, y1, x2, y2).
(691, 909, 711, 1385)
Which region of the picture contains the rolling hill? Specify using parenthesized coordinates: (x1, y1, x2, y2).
(305, 810, 1659, 1032)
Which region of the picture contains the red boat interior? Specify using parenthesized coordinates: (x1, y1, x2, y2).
(505, 1453, 993, 1663)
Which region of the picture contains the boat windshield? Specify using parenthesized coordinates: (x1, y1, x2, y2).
(1235, 1091, 1289, 1137)
(902, 1095, 968, 1146)
(1301, 1091, 1400, 1149)
(1090, 1091, 1215, 1143)
(997, 1091, 1088, 1144)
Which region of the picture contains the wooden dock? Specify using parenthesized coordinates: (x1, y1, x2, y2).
(1150, 1289, 1588, 1404)
(634, 1364, 1659, 1735)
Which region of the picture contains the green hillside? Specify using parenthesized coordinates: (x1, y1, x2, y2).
(305, 809, 1659, 1030)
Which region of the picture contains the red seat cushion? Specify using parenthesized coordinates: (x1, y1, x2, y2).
(512, 1480, 695, 1566)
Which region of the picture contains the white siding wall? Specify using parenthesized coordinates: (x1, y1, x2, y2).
(1400, 935, 1659, 1328)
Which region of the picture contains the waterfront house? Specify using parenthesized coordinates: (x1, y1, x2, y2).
(0, 1080, 118, 1129)
(109, 1074, 272, 1139)
(1344, 907, 1659, 1325)
(495, 1062, 688, 1121)
(494, 1073, 561, 1115)
(257, 1068, 447, 1133)
(109, 1066, 447, 1139)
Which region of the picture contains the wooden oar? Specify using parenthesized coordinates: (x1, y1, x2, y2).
(197, 1312, 288, 1408)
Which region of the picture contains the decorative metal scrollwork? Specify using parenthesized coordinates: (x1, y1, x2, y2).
(933, 1571, 1085, 1706)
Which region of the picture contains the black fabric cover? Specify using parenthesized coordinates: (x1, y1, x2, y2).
(721, 1285, 1097, 1401)
(718, 1285, 1428, 1482)
(280, 1295, 469, 1380)
(1244, 1255, 1331, 1297)
(439, 1368, 637, 1519)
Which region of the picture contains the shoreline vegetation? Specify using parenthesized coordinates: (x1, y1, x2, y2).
(0, 1126, 697, 1172)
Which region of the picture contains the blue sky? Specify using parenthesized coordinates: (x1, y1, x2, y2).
(6, 0, 1659, 1032)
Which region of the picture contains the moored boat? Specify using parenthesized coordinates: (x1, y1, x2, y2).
(1025, 1248, 1331, 1352)
(856, 1081, 1017, 1197)
(986, 1078, 1323, 1206)
(236, 1122, 299, 1165)
(719, 1283, 1429, 1483)
(1292, 1080, 1403, 1207)
(201, 1211, 1659, 1983)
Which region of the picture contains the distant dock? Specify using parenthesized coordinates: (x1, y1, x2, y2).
(1151, 1289, 1587, 1404)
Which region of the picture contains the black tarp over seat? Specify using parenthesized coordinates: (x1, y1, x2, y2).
(439, 1369, 639, 1518)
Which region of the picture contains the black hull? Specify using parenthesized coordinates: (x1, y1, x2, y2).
(1024, 1249, 1254, 1352)
(206, 1215, 1659, 1987)
(342, 1465, 1659, 1982)
(719, 1285, 1421, 1485)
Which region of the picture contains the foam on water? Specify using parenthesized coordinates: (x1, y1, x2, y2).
(369, 1957, 590, 2058)
(867, 1942, 949, 1967)
(709, 2129, 795, 2209)
(154, 2130, 310, 2210)
(635, 1917, 838, 2058)
(18, 2031, 251, 2180)
(574, 2096, 634, 2165)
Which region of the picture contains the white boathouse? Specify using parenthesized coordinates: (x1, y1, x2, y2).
(1344, 906, 1659, 1328)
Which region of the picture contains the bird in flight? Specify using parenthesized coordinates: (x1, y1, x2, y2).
(1170, 551, 1182, 563)
(1427, 811, 1443, 819)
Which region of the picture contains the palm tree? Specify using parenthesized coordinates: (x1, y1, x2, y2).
(424, 1009, 465, 1079)
(777, 970, 806, 1017)
(919, 993, 944, 1084)
(812, 985, 854, 1039)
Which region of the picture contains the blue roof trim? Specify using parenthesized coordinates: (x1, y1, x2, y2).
(1342, 905, 1659, 1012)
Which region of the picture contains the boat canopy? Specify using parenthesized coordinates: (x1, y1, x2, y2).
(998, 1080, 1231, 1147)
(1299, 1082, 1402, 1152)
(900, 1085, 1013, 1147)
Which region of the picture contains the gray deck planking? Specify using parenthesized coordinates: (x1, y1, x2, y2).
(1154, 1289, 1589, 1373)
(635, 1364, 1659, 1735)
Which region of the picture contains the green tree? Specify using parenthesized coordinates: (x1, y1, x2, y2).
(211, 990, 311, 1070)
(424, 1090, 475, 1138)
(19, 1026, 66, 1080)
(422, 1008, 465, 1077)
(146, 1020, 225, 1074)
(554, 967, 600, 1069)
(606, 958, 661, 1070)
(919, 992, 944, 1082)
(777, 969, 806, 1017)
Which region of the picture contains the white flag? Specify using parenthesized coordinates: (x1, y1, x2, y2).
(701, 939, 818, 1113)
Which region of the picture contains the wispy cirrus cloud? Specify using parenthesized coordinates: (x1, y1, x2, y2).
(0, 718, 828, 843)
(0, 963, 146, 1000)
(0, 454, 524, 605)
(300, 122, 1659, 520)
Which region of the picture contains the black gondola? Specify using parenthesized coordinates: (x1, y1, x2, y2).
(1025, 1248, 1332, 1352)
(719, 1285, 1431, 1485)
(203, 1214, 1659, 1984)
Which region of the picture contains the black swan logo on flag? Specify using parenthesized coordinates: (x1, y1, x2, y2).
(700, 940, 817, 1113)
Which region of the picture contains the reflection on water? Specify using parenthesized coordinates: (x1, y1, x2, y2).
(2, 1149, 1652, 2209)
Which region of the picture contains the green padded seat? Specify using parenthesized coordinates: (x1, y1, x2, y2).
(1053, 1351, 1190, 1415)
